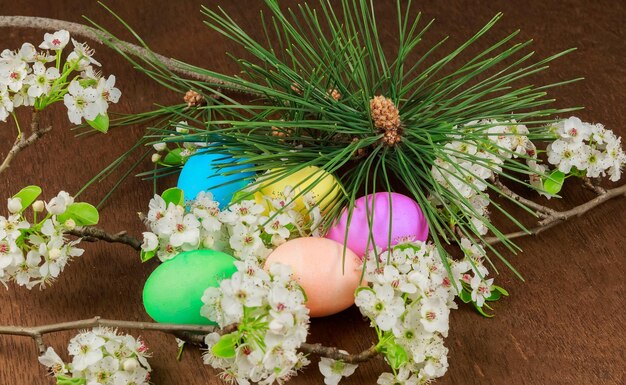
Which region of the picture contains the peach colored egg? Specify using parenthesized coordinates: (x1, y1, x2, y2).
(264, 237, 365, 317)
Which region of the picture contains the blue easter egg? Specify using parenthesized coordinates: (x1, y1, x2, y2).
(177, 151, 254, 206)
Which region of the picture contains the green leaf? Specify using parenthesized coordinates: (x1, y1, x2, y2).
(458, 288, 472, 303)
(473, 302, 495, 318)
(211, 332, 238, 358)
(161, 187, 184, 206)
(380, 339, 409, 370)
(486, 290, 502, 301)
(56, 376, 87, 385)
(86, 114, 110, 133)
(493, 285, 509, 296)
(544, 170, 565, 195)
(163, 148, 184, 165)
(140, 249, 156, 262)
(12, 185, 42, 212)
(57, 202, 100, 226)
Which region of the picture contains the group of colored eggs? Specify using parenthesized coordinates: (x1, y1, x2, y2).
(143, 152, 430, 325)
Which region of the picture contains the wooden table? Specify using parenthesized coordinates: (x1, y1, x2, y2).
(0, 1, 624, 384)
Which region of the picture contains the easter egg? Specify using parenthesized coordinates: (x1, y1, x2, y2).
(264, 237, 364, 317)
(142, 249, 237, 325)
(325, 192, 429, 256)
(254, 166, 341, 214)
(177, 150, 254, 206)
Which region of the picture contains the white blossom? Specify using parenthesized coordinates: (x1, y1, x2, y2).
(318, 356, 358, 385)
(39, 30, 70, 50)
(63, 80, 99, 124)
(39, 328, 151, 384)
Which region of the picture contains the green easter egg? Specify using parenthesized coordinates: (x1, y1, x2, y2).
(142, 249, 237, 325)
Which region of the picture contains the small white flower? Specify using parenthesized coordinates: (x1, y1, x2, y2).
(67, 39, 101, 69)
(141, 232, 159, 252)
(38, 347, 68, 375)
(63, 80, 99, 124)
(68, 332, 105, 371)
(26, 61, 59, 98)
(39, 30, 70, 50)
(419, 297, 450, 336)
(558, 116, 591, 143)
(94, 74, 121, 113)
(355, 284, 404, 331)
(318, 356, 358, 385)
(470, 275, 494, 307)
(377, 368, 418, 385)
(0, 60, 29, 92)
(45, 191, 74, 215)
(0, 84, 14, 122)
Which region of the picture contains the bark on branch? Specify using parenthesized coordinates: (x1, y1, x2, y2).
(0, 110, 51, 175)
(0, 15, 257, 96)
(0, 317, 379, 363)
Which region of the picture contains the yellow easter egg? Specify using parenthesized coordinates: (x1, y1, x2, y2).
(254, 166, 341, 214)
(264, 237, 365, 317)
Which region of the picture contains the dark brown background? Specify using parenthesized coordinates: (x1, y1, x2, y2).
(0, 0, 624, 384)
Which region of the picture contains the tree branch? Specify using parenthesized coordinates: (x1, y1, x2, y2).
(0, 317, 379, 363)
(486, 183, 626, 245)
(0, 110, 51, 175)
(0, 16, 257, 96)
(68, 226, 142, 250)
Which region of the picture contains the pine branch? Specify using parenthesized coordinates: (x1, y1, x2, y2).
(0, 16, 256, 96)
(0, 317, 379, 363)
(0, 110, 51, 175)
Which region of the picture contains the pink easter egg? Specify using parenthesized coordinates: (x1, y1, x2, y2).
(325, 192, 429, 256)
(264, 237, 365, 317)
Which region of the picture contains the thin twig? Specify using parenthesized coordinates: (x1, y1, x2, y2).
(0, 110, 51, 175)
(492, 178, 557, 218)
(486, 183, 626, 244)
(0, 16, 258, 96)
(0, 317, 379, 363)
(68, 226, 142, 250)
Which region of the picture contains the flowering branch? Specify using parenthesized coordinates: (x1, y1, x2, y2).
(0, 316, 224, 354)
(0, 16, 257, 96)
(68, 226, 142, 250)
(0, 316, 378, 363)
(486, 182, 626, 244)
(0, 109, 51, 175)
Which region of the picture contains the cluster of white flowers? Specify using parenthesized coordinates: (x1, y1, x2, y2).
(38, 327, 151, 385)
(431, 120, 533, 236)
(0, 30, 120, 126)
(547, 117, 625, 181)
(353, 242, 455, 384)
(0, 190, 85, 289)
(201, 261, 310, 384)
(141, 187, 322, 263)
(347, 240, 499, 385)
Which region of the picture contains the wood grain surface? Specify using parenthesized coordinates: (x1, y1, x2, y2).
(0, 1, 624, 384)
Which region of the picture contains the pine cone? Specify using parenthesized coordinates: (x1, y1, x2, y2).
(328, 88, 342, 101)
(183, 90, 205, 107)
(370, 95, 402, 146)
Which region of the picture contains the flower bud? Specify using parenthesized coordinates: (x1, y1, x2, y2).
(122, 358, 139, 372)
(151, 153, 161, 163)
(64, 218, 76, 230)
(7, 198, 22, 214)
(176, 126, 189, 134)
(152, 142, 167, 152)
(32, 200, 45, 212)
